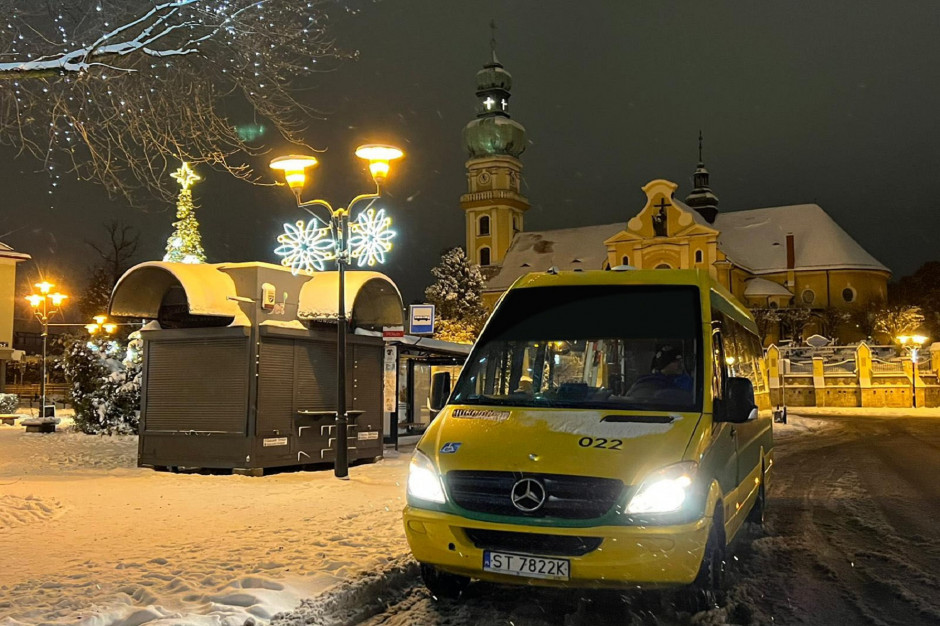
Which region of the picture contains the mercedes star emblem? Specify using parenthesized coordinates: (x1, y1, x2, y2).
(510, 477, 547, 512)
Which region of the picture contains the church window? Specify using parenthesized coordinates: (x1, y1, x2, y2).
(655, 263, 671, 270)
(513, 216, 521, 234)
(479, 247, 491, 266)
(622, 255, 629, 266)
(695, 250, 704, 263)
(478, 215, 490, 236)
(842, 287, 856, 303)
(802, 289, 816, 305)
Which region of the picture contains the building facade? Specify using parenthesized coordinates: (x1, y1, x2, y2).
(460, 58, 890, 344)
(0, 242, 30, 390)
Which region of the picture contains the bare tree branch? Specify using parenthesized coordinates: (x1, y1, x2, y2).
(0, 0, 350, 203)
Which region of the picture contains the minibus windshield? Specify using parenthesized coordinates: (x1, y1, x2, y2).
(451, 284, 702, 412)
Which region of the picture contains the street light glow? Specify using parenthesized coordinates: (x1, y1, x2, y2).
(270, 154, 318, 190)
(355, 144, 404, 185)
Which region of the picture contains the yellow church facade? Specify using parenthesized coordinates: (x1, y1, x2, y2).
(459, 50, 890, 344)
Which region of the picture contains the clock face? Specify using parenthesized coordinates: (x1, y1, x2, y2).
(478, 171, 491, 185)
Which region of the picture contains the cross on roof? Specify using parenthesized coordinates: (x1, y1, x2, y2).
(655, 197, 671, 211)
(483, 96, 496, 110)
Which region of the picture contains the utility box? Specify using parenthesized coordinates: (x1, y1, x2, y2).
(110, 261, 404, 473)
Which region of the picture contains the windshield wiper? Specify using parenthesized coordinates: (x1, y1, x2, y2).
(601, 415, 676, 424)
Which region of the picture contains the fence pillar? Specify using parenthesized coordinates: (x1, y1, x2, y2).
(812, 357, 826, 407)
(766, 345, 781, 405)
(857, 343, 874, 407)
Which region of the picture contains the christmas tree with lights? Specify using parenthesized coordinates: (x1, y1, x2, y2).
(163, 162, 206, 264)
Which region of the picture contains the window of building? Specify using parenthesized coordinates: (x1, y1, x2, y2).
(622, 255, 629, 266)
(513, 216, 521, 234)
(478, 215, 490, 236)
(479, 247, 491, 266)
(842, 287, 856, 303)
(801, 289, 815, 305)
(655, 263, 672, 270)
(695, 250, 704, 263)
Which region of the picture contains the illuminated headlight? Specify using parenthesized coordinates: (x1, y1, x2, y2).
(407, 449, 447, 504)
(626, 461, 698, 515)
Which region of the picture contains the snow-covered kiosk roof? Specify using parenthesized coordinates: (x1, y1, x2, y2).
(110, 261, 403, 330)
(0, 241, 31, 263)
(110, 261, 244, 320)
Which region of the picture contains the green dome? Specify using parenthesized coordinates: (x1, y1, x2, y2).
(476, 63, 512, 92)
(463, 116, 527, 159)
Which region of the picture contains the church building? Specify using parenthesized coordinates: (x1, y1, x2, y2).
(459, 51, 891, 344)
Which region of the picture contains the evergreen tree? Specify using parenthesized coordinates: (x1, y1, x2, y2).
(424, 247, 488, 343)
(163, 162, 206, 264)
(62, 335, 108, 432)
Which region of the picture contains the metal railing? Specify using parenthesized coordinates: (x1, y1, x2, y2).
(871, 360, 904, 374)
(823, 359, 856, 374)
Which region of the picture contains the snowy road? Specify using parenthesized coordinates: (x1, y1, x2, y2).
(272, 414, 940, 626)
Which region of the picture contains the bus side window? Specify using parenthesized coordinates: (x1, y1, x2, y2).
(711, 329, 727, 401)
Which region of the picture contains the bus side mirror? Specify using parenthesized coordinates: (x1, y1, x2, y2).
(430, 372, 452, 412)
(723, 377, 757, 423)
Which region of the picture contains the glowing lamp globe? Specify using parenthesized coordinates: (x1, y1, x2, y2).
(355, 144, 403, 185)
(270, 155, 319, 191)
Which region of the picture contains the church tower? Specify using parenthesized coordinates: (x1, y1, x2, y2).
(460, 37, 529, 269)
(684, 131, 720, 224)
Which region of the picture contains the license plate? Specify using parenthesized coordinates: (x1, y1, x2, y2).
(483, 550, 570, 581)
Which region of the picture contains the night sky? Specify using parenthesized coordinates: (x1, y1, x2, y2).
(3, 0, 940, 318)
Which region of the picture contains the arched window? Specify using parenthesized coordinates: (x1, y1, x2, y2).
(621, 255, 629, 266)
(655, 263, 671, 270)
(479, 247, 491, 266)
(842, 287, 856, 303)
(478, 215, 490, 236)
(695, 250, 704, 263)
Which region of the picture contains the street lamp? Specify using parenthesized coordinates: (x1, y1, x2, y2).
(85, 315, 118, 336)
(270, 143, 404, 479)
(898, 334, 928, 408)
(26, 281, 68, 417)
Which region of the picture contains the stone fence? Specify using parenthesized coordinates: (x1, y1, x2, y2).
(766, 343, 940, 408)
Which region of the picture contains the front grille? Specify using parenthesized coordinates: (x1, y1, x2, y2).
(446, 471, 624, 519)
(464, 528, 603, 556)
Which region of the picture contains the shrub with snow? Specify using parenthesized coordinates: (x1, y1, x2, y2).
(0, 393, 18, 414)
(63, 333, 142, 435)
(424, 247, 488, 343)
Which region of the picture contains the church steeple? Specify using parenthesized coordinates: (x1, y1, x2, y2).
(684, 131, 720, 224)
(460, 25, 530, 270)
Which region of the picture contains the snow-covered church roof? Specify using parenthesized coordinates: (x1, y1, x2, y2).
(714, 204, 889, 274)
(486, 223, 624, 291)
(486, 201, 887, 291)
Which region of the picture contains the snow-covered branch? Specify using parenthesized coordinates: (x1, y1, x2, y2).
(0, 0, 349, 201)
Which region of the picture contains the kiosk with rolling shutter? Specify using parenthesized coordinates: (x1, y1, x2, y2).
(110, 261, 403, 474)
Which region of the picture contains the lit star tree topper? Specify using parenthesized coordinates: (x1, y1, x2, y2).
(164, 162, 207, 264)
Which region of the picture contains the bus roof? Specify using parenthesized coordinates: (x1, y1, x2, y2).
(506, 269, 758, 335)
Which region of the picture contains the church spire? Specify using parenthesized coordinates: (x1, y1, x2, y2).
(685, 130, 720, 224)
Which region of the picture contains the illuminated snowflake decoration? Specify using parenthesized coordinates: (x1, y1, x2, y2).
(349, 208, 396, 267)
(274, 217, 336, 275)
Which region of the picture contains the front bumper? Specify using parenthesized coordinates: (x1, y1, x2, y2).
(403, 506, 711, 588)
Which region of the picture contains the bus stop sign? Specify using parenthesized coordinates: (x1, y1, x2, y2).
(409, 304, 435, 335)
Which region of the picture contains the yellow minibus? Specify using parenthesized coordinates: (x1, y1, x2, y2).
(403, 268, 773, 608)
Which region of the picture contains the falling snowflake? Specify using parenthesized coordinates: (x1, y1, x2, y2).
(274, 217, 336, 274)
(349, 208, 395, 267)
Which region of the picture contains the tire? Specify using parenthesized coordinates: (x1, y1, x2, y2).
(677, 506, 726, 613)
(746, 468, 767, 527)
(420, 563, 470, 600)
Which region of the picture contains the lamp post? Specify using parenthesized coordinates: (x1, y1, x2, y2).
(85, 315, 118, 336)
(270, 144, 403, 479)
(25, 282, 68, 416)
(898, 334, 927, 408)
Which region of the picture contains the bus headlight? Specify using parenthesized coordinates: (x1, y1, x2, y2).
(626, 461, 698, 515)
(407, 449, 447, 504)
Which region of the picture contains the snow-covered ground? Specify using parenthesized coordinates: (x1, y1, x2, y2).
(3, 410, 939, 625)
(0, 414, 412, 625)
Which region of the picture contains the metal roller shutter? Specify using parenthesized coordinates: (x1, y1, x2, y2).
(145, 338, 249, 433)
(257, 339, 295, 435)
